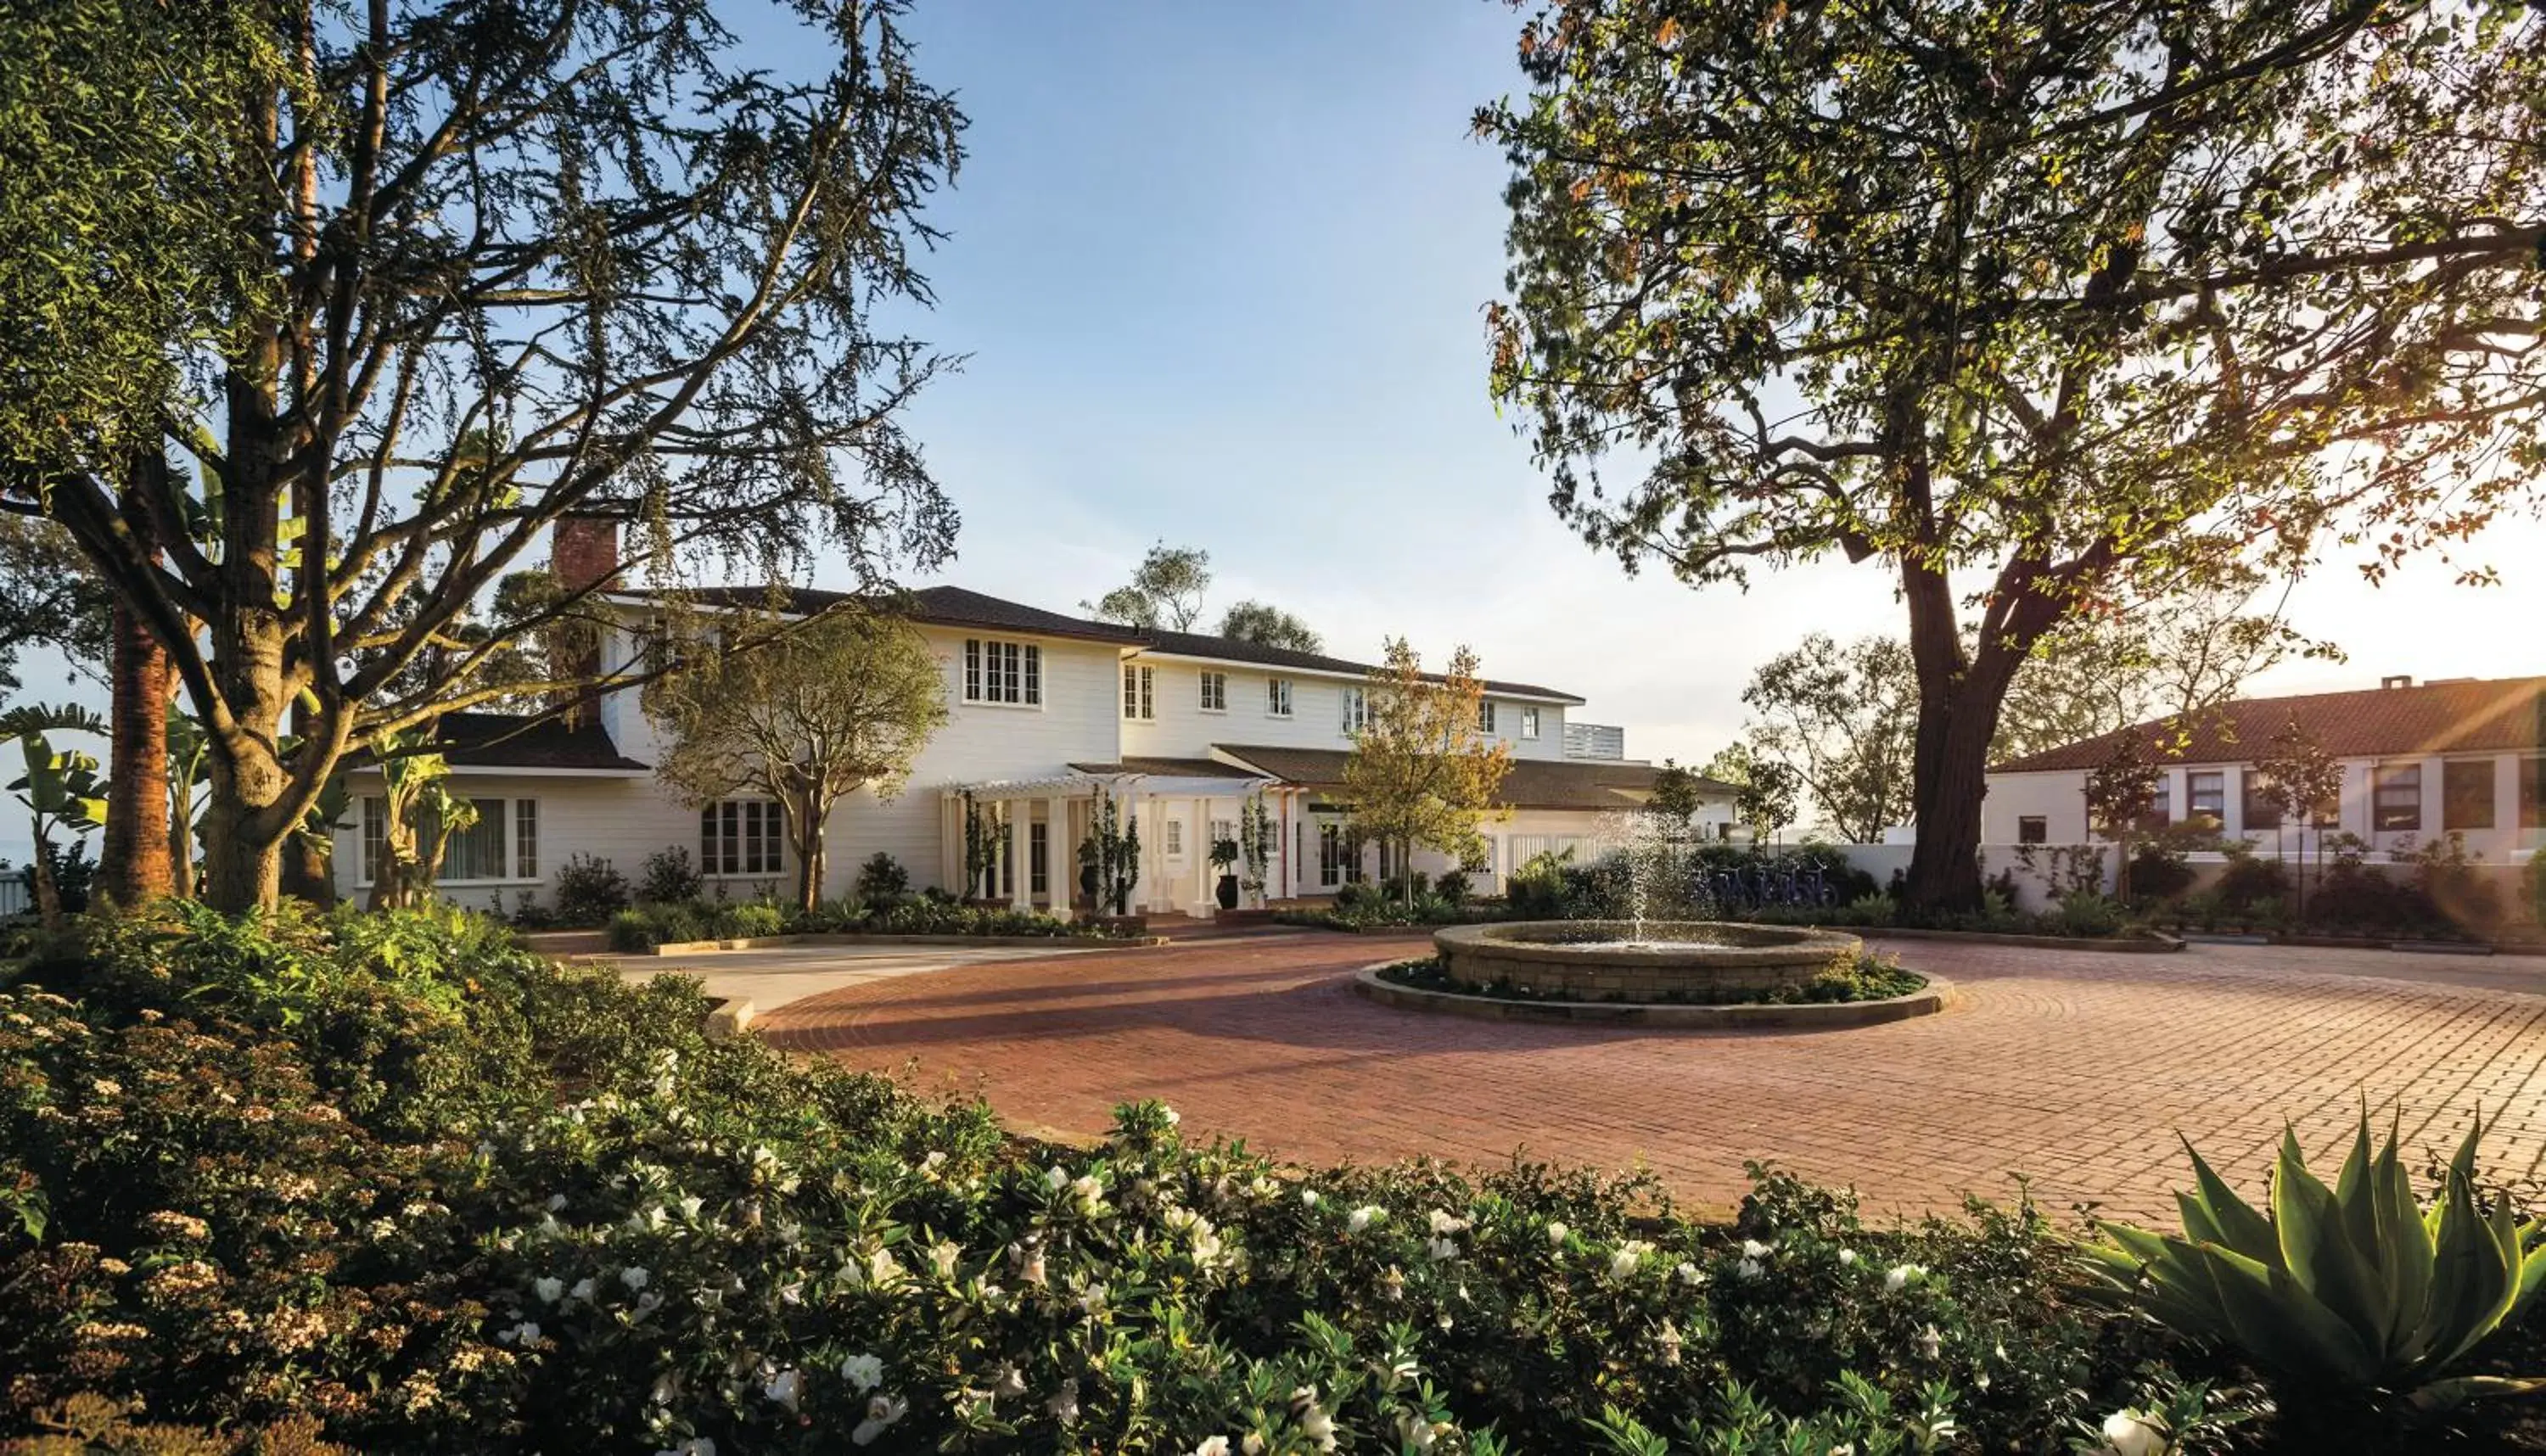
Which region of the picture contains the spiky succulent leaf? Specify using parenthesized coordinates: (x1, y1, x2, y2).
(2273, 1126, 2390, 1352)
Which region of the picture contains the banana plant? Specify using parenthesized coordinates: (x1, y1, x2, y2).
(2083, 1111, 2546, 1410)
(3, 703, 109, 927)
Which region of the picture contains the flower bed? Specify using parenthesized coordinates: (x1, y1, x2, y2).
(1376, 952, 1924, 1008)
(3, 904, 2542, 1452)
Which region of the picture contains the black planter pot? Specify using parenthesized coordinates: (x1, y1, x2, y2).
(1215, 873, 1240, 911)
(1079, 864, 1100, 901)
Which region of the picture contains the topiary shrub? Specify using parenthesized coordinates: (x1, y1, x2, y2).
(550, 854, 631, 925)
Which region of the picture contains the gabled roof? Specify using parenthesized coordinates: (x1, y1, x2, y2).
(1143, 627, 1584, 704)
(1067, 756, 1255, 778)
(1992, 675, 2546, 774)
(1210, 744, 1730, 812)
(614, 584, 1586, 700)
(346, 710, 649, 774)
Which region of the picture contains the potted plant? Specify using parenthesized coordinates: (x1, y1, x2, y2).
(1075, 833, 1102, 911)
(1210, 836, 1242, 911)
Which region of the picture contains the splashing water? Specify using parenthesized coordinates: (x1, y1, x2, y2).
(1593, 808, 1721, 946)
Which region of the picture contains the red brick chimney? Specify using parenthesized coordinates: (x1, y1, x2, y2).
(552, 515, 619, 724)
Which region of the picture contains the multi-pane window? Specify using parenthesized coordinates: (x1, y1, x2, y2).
(701, 801, 784, 876)
(1209, 818, 1235, 858)
(2372, 764, 2421, 832)
(1266, 678, 1293, 717)
(1520, 706, 1540, 739)
(2442, 759, 2496, 830)
(2187, 770, 2225, 822)
(2241, 770, 2283, 832)
(362, 796, 534, 883)
(2017, 816, 2048, 844)
(1339, 687, 1367, 734)
(1318, 823, 1347, 888)
(1199, 670, 1228, 712)
(2142, 776, 2172, 829)
(1163, 818, 1184, 856)
(1476, 700, 1498, 735)
(1029, 822, 1049, 896)
(962, 637, 1040, 706)
(1122, 664, 1155, 720)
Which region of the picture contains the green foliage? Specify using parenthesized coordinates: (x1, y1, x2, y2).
(1217, 600, 1323, 653)
(1083, 541, 1212, 630)
(2213, 850, 2293, 919)
(547, 855, 631, 927)
(707, 901, 788, 941)
(851, 852, 909, 903)
(1734, 634, 1917, 844)
(1382, 952, 1925, 1008)
(2085, 1112, 2546, 1413)
(634, 848, 701, 907)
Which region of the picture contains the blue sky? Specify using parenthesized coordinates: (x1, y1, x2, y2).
(8, 0, 2540, 863)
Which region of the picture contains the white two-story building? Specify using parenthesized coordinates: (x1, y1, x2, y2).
(332, 521, 1731, 916)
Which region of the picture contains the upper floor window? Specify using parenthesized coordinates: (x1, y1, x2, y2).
(1476, 700, 1498, 735)
(2373, 764, 2421, 832)
(1266, 678, 1293, 717)
(1123, 664, 1155, 721)
(1520, 706, 1540, 739)
(1340, 687, 1367, 735)
(1198, 670, 1228, 712)
(702, 800, 784, 876)
(963, 638, 1040, 706)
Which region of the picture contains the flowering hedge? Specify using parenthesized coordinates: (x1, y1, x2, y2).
(0, 904, 2370, 1452)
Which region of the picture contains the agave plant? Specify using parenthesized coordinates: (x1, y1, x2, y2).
(2083, 1112, 2546, 1409)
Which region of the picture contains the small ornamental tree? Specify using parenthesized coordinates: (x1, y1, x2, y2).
(653, 612, 947, 916)
(1738, 634, 1919, 843)
(1238, 791, 1277, 906)
(2253, 717, 2345, 920)
(2084, 732, 2163, 902)
(1340, 640, 1513, 910)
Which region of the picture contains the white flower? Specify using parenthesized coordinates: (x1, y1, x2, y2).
(1347, 1205, 1386, 1234)
(1297, 1398, 1337, 1452)
(1837, 1248, 1858, 1266)
(1740, 1238, 1772, 1260)
(1161, 1105, 1181, 1125)
(1192, 1439, 1231, 1456)
(1046, 1380, 1081, 1426)
(1299, 1188, 1320, 1207)
(1608, 1240, 1652, 1280)
(653, 1441, 715, 1456)
(929, 1240, 961, 1279)
(1079, 1281, 1109, 1316)
(763, 1367, 801, 1412)
(1191, 1225, 1226, 1267)
(1073, 1173, 1105, 1204)
(620, 1266, 650, 1291)
(1674, 1261, 1705, 1286)
(1427, 1209, 1469, 1235)
(1396, 1412, 1440, 1451)
(850, 1392, 907, 1446)
(569, 1277, 597, 1302)
(677, 1195, 704, 1221)
(992, 1363, 1028, 1400)
(1045, 1165, 1070, 1191)
(1736, 1257, 1764, 1279)
(1657, 1319, 1683, 1366)
(533, 1276, 564, 1304)
(2096, 1409, 2170, 1456)
(839, 1352, 884, 1392)
(497, 1320, 541, 1346)
(1545, 1220, 1569, 1246)
(861, 1247, 906, 1291)
(1427, 1236, 1459, 1262)
(1884, 1263, 1925, 1292)
(545, 1194, 569, 1212)
(1916, 1323, 1943, 1361)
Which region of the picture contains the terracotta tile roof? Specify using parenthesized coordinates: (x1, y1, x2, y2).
(345, 711, 649, 774)
(1993, 675, 2546, 774)
(612, 585, 1584, 700)
(1210, 744, 1733, 812)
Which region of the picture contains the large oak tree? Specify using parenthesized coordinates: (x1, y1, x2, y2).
(3, 0, 965, 910)
(1483, 0, 2544, 910)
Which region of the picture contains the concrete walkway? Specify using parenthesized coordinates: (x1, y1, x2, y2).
(611, 942, 1104, 1022)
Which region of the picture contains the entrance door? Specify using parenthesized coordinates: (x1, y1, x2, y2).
(1317, 821, 1347, 889)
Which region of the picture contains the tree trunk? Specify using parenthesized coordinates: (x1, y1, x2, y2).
(27, 836, 63, 927)
(98, 602, 177, 906)
(795, 815, 825, 915)
(168, 777, 193, 897)
(1898, 557, 2028, 916)
(279, 705, 334, 906)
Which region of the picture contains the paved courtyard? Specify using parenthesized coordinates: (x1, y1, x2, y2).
(754, 932, 2546, 1224)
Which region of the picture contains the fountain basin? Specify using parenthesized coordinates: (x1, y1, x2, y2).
(1433, 921, 1862, 1001)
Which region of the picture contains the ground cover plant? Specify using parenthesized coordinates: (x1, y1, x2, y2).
(3, 904, 2542, 1452)
(1375, 953, 1926, 1008)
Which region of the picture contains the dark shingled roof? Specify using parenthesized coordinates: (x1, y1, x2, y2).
(1209, 744, 1734, 812)
(346, 710, 649, 774)
(1992, 675, 2546, 774)
(1142, 628, 1583, 703)
(1067, 756, 1260, 778)
(614, 585, 1584, 699)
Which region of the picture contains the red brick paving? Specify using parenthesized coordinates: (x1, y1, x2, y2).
(755, 932, 2546, 1224)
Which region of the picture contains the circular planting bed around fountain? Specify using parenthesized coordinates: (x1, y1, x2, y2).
(1352, 920, 1948, 1028)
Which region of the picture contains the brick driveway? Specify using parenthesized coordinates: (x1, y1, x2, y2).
(756, 932, 2546, 1224)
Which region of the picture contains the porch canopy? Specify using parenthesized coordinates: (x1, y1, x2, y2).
(934, 759, 1276, 915)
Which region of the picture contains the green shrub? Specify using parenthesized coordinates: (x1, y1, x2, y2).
(709, 900, 788, 940)
(604, 906, 659, 952)
(2212, 849, 2292, 917)
(548, 854, 630, 926)
(2125, 839, 2198, 902)
(635, 846, 702, 905)
(853, 851, 910, 902)
(2053, 891, 2128, 938)
(1434, 868, 1472, 905)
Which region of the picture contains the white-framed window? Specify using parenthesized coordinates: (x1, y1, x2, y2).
(1029, 821, 1049, 896)
(1123, 664, 1156, 721)
(2018, 815, 2048, 844)
(1477, 700, 1498, 735)
(1340, 687, 1367, 734)
(702, 800, 784, 876)
(2373, 764, 2421, 832)
(1164, 818, 1184, 856)
(1199, 670, 1228, 713)
(2188, 770, 2225, 821)
(1520, 706, 1540, 739)
(1318, 822, 1346, 888)
(1209, 818, 1235, 857)
(962, 637, 1040, 706)
(1267, 677, 1293, 717)
(361, 796, 534, 883)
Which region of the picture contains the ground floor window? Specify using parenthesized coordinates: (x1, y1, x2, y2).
(362, 796, 535, 882)
(1029, 821, 1049, 896)
(702, 800, 784, 876)
(1318, 822, 1346, 888)
(2442, 759, 2496, 831)
(2017, 815, 2048, 844)
(2373, 764, 2421, 832)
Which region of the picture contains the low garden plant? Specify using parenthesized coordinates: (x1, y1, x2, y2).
(1374, 952, 1926, 1007)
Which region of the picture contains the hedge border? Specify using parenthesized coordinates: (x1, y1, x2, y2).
(1350, 964, 1951, 1030)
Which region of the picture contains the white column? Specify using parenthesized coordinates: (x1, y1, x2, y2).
(2493, 753, 2521, 859)
(939, 794, 961, 893)
(1007, 803, 1031, 911)
(1043, 795, 1070, 916)
(2222, 765, 2246, 842)
(1192, 795, 1211, 916)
